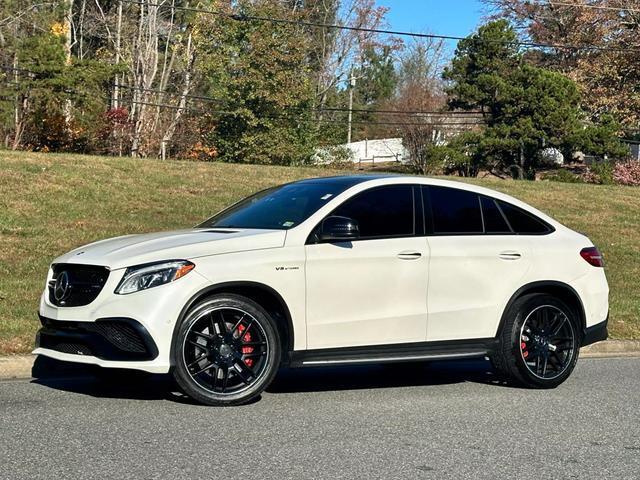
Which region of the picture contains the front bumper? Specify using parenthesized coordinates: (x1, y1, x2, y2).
(35, 266, 211, 373)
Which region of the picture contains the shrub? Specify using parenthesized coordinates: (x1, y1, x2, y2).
(542, 168, 583, 184)
(613, 161, 640, 186)
(95, 108, 132, 156)
(587, 161, 615, 185)
(581, 168, 600, 185)
(312, 145, 354, 169)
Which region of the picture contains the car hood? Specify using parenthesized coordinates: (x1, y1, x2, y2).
(52, 228, 287, 270)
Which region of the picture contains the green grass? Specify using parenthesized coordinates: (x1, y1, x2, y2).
(0, 151, 638, 354)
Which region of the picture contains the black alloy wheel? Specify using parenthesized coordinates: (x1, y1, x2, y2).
(519, 304, 576, 380)
(174, 294, 280, 406)
(492, 293, 581, 388)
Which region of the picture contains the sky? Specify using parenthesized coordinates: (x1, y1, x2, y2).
(380, 0, 487, 50)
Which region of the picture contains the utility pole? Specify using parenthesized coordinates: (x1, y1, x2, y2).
(347, 71, 356, 144)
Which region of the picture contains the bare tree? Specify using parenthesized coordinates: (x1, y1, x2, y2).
(112, 0, 123, 109)
(308, 0, 394, 121)
(130, 0, 160, 157)
(63, 0, 74, 128)
(160, 30, 196, 160)
(391, 38, 448, 174)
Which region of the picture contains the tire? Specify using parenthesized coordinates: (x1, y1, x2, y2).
(173, 293, 281, 406)
(492, 293, 581, 389)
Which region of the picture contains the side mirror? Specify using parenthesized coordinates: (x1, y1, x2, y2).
(319, 216, 360, 242)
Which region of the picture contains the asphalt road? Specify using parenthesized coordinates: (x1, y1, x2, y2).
(1, 357, 639, 480)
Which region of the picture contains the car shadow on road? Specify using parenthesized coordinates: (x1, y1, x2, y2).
(30, 356, 193, 404)
(267, 359, 503, 394)
(30, 355, 508, 404)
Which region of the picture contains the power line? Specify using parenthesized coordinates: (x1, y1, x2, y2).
(116, 84, 226, 105)
(119, 0, 640, 52)
(126, 99, 486, 128)
(540, 1, 640, 14)
(1, 67, 483, 117)
(1, 65, 484, 123)
(116, 83, 484, 117)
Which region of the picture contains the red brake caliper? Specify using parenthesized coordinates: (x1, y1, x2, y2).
(521, 341, 529, 359)
(238, 324, 254, 367)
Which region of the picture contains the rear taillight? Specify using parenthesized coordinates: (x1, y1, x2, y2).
(580, 246, 604, 267)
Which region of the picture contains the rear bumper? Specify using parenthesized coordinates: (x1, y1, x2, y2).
(35, 315, 158, 362)
(581, 313, 608, 347)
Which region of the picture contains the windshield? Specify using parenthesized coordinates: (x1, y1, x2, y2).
(198, 182, 348, 230)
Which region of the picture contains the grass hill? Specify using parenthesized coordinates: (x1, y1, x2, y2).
(0, 151, 637, 354)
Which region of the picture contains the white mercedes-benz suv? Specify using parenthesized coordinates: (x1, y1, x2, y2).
(35, 175, 609, 405)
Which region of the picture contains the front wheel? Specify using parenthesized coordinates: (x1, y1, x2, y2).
(173, 294, 281, 406)
(492, 294, 581, 388)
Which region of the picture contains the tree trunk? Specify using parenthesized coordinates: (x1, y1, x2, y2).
(160, 32, 195, 160)
(131, 0, 160, 157)
(78, 0, 87, 60)
(113, 0, 123, 109)
(511, 142, 525, 180)
(63, 0, 74, 130)
(11, 52, 25, 150)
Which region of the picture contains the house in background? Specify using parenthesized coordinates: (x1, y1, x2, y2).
(314, 111, 484, 167)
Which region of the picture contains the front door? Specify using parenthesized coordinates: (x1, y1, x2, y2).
(304, 184, 429, 350)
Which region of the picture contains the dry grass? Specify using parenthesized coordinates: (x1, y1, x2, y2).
(0, 151, 638, 354)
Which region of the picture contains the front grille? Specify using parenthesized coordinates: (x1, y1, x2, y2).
(48, 264, 110, 307)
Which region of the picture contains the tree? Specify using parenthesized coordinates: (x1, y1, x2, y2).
(564, 115, 629, 160)
(0, 2, 61, 148)
(391, 37, 449, 174)
(444, 20, 520, 114)
(197, 0, 316, 165)
(0, 1, 115, 151)
(349, 45, 398, 141)
(485, 0, 640, 130)
(298, 0, 394, 119)
(444, 20, 625, 179)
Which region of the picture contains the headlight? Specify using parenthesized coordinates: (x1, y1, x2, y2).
(115, 260, 195, 295)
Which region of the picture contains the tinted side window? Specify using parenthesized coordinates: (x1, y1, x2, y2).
(497, 201, 551, 234)
(428, 186, 483, 234)
(332, 185, 414, 239)
(481, 196, 512, 233)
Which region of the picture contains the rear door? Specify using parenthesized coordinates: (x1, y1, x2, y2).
(424, 186, 533, 341)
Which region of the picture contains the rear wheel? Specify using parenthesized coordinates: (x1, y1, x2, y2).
(173, 294, 281, 406)
(492, 294, 581, 388)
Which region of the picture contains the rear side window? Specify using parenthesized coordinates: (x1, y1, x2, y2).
(332, 185, 414, 239)
(481, 196, 511, 233)
(497, 200, 552, 234)
(428, 186, 483, 234)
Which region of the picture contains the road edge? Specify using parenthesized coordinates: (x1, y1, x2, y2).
(1, 340, 639, 380)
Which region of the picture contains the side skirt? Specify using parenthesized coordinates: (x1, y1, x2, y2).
(288, 339, 495, 368)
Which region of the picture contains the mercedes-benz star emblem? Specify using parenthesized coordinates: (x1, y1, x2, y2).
(54, 271, 70, 302)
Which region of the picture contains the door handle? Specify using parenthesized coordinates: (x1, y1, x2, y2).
(397, 251, 422, 260)
(499, 251, 522, 260)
